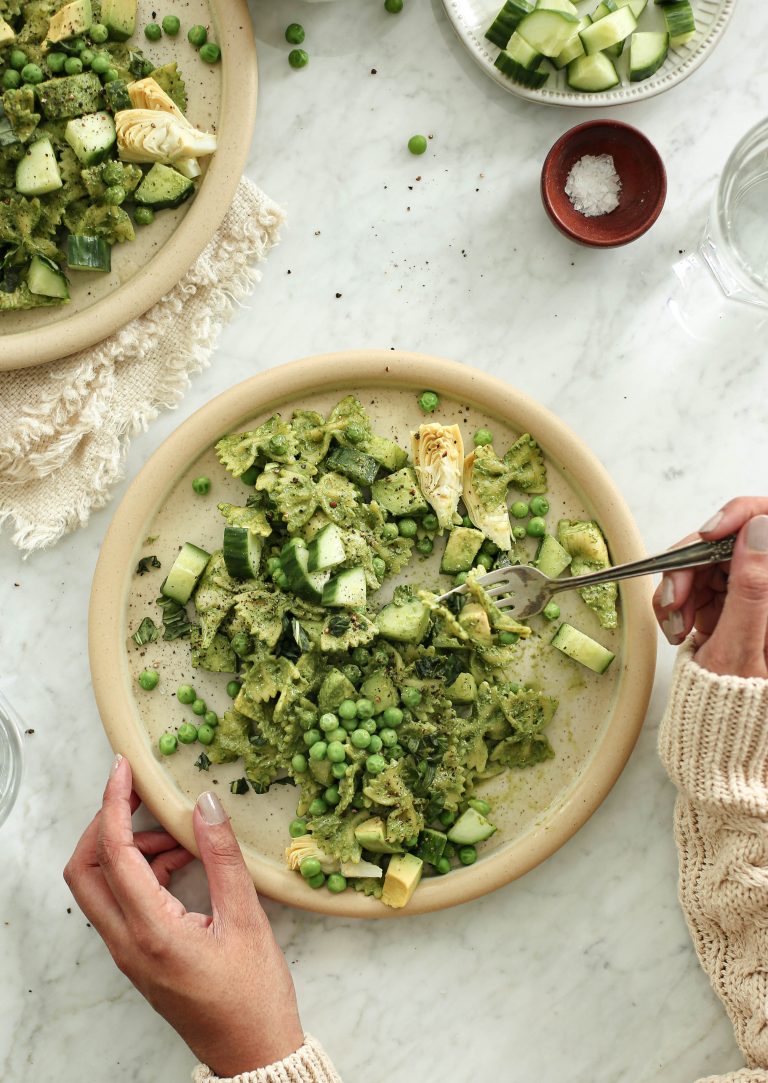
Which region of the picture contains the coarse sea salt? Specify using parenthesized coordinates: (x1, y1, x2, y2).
(565, 154, 622, 218)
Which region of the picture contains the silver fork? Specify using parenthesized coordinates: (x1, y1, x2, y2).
(438, 535, 737, 620)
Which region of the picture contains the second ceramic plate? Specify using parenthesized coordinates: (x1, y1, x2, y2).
(443, 0, 734, 107)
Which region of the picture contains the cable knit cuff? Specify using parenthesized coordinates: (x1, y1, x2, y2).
(192, 1036, 342, 1083)
(658, 638, 768, 814)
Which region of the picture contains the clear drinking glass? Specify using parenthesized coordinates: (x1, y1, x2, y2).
(0, 688, 24, 829)
(701, 118, 768, 308)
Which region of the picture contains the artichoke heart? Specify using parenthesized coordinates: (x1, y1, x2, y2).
(463, 449, 512, 551)
(127, 77, 187, 120)
(284, 835, 339, 875)
(410, 423, 464, 531)
(115, 109, 217, 165)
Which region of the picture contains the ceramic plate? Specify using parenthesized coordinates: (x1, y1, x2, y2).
(1, 0, 256, 371)
(443, 0, 734, 107)
(89, 351, 656, 918)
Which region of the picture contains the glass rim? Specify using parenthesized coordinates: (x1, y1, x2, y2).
(0, 688, 24, 831)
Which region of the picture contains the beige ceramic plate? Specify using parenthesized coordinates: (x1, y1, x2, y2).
(1, 0, 256, 371)
(89, 351, 656, 918)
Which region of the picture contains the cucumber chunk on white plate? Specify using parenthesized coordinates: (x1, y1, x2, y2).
(162, 542, 211, 605)
(579, 5, 636, 54)
(660, 0, 696, 47)
(553, 15, 591, 68)
(551, 623, 615, 674)
(567, 51, 620, 90)
(629, 31, 669, 80)
(517, 9, 579, 56)
(535, 0, 578, 15)
(484, 0, 533, 49)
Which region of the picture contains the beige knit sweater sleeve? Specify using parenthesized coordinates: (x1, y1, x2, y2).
(192, 1035, 342, 1083)
(659, 640, 768, 1083)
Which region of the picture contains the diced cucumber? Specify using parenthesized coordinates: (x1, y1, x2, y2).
(15, 138, 62, 196)
(64, 111, 116, 167)
(441, 527, 485, 574)
(534, 534, 572, 579)
(551, 622, 615, 674)
(484, 0, 534, 49)
(66, 234, 111, 273)
(365, 434, 408, 473)
(325, 446, 380, 487)
(416, 828, 448, 865)
(37, 73, 104, 120)
(376, 598, 430, 644)
(281, 538, 330, 602)
(370, 467, 429, 517)
(447, 807, 497, 845)
(629, 30, 669, 80)
(553, 16, 591, 67)
(134, 163, 195, 210)
(517, 8, 579, 56)
(307, 522, 346, 572)
(223, 526, 262, 580)
(617, 0, 647, 16)
(446, 672, 478, 704)
(495, 50, 548, 87)
(354, 816, 403, 855)
(162, 542, 211, 605)
(579, 6, 636, 53)
(660, 0, 695, 47)
(321, 567, 367, 608)
(591, 0, 618, 16)
(27, 255, 69, 301)
(505, 29, 544, 67)
(567, 51, 619, 90)
(536, 0, 578, 14)
(101, 0, 138, 41)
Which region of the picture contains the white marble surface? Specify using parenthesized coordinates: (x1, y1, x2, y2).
(2, 1, 768, 1080)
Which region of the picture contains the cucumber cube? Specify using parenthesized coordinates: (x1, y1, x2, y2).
(64, 111, 116, 167)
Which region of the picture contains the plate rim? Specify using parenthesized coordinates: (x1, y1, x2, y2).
(442, 0, 736, 108)
(0, 0, 257, 372)
(89, 350, 657, 918)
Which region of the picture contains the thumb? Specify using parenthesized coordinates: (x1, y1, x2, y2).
(698, 515, 768, 678)
(193, 791, 260, 926)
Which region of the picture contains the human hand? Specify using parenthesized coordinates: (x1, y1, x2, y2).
(64, 755, 304, 1077)
(653, 498, 768, 679)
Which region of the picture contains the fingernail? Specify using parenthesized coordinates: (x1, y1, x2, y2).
(660, 576, 675, 609)
(109, 753, 123, 778)
(700, 510, 724, 534)
(662, 611, 684, 643)
(746, 515, 768, 553)
(197, 791, 227, 825)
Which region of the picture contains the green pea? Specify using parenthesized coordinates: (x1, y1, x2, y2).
(385, 0, 404, 11)
(458, 845, 477, 866)
(355, 698, 374, 720)
(69, 37, 86, 52)
(21, 63, 43, 84)
(2, 69, 21, 89)
(265, 556, 281, 575)
(300, 857, 321, 879)
(542, 601, 560, 621)
(104, 184, 126, 205)
(482, 539, 499, 556)
(342, 663, 362, 686)
(473, 428, 493, 447)
(187, 23, 208, 47)
(529, 495, 549, 517)
(291, 753, 308, 774)
(398, 518, 418, 538)
(137, 668, 159, 691)
(421, 513, 439, 533)
(368, 734, 383, 753)
(498, 631, 518, 645)
(327, 741, 346, 764)
(307, 871, 325, 889)
(454, 571, 468, 586)
(381, 522, 399, 541)
(526, 516, 546, 537)
(102, 68, 119, 82)
(284, 21, 306, 44)
(100, 161, 122, 184)
(9, 49, 27, 70)
(326, 872, 347, 893)
(438, 809, 456, 828)
(324, 785, 340, 807)
(204, 711, 218, 728)
(268, 434, 288, 457)
(191, 698, 206, 716)
(360, 718, 377, 734)
(332, 762, 348, 779)
(345, 422, 365, 444)
(468, 797, 491, 816)
(177, 684, 196, 704)
(79, 48, 95, 67)
(443, 842, 457, 860)
(389, 743, 404, 759)
(475, 552, 493, 571)
(46, 52, 67, 73)
(401, 686, 422, 708)
(382, 706, 404, 728)
(303, 728, 322, 747)
(89, 23, 109, 43)
(64, 57, 83, 75)
(274, 570, 290, 589)
(371, 648, 389, 667)
(289, 817, 307, 838)
(416, 535, 434, 556)
(177, 722, 197, 744)
(192, 475, 211, 495)
(309, 740, 328, 761)
(158, 732, 177, 755)
(341, 716, 357, 733)
(160, 14, 180, 35)
(231, 631, 253, 659)
(461, 515, 473, 528)
(200, 41, 221, 63)
(226, 680, 240, 699)
(288, 47, 308, 69)
(308, 797, 328, 816)
(366, 753, 386, 775)
(378, 728, 398, 747)
(338, 699, 357, 720)
(418, 388, 438, 411)
(434, 856, 451, 875)
(511, 500, 529, 519)
(512, 524, 527, 540)
(351, 728, 371, 749)
(319, 712, 338, 733)
(197, 723, 215, 745)
(409, 134, 428, 155)
(372, 556, 387, 579)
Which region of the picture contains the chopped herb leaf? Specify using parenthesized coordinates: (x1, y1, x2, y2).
(194, 752, 211, 771)
(230, 777, 250, 795)
(131, 616, 159, 647)
(136, 555, 161, 575)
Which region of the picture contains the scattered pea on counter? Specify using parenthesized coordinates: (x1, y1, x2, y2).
(285, 22, 305, 44)
(385, 0, 404, 11)
(408, 134, 427, 155)
(289, 48, 309, 69)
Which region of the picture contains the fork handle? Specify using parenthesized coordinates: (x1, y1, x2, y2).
(548, 535, 737, 595)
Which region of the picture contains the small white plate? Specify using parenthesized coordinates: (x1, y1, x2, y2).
(442, 0, 735, 107)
